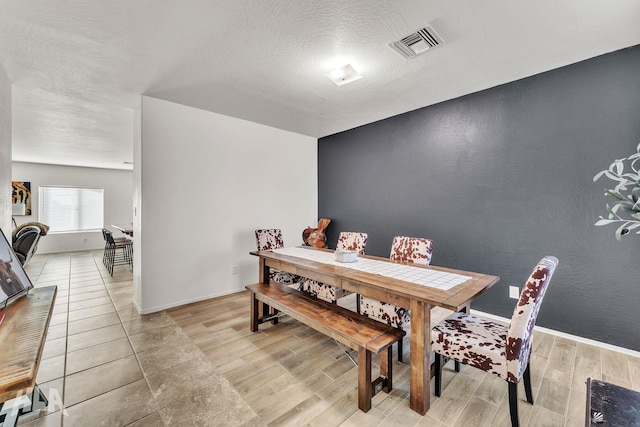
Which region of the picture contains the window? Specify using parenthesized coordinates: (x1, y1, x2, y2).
(39, 186, 104, 232)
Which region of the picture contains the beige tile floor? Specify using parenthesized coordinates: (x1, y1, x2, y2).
(8, 250, 640, 426)
(12, 250, 262, 427)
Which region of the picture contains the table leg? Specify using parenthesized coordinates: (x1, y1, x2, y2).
(259, 258, 268, 284)
(410, 299, 431, 415)
(257, 258, 272, 319)
(357, 346, 372, 413)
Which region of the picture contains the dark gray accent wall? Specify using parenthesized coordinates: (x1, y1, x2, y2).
(318, 45, 640, 350)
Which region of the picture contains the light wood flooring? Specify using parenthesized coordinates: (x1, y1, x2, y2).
(168, 291, 640, 427)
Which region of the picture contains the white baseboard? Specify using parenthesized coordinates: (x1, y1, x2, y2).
(137, 290, 640, 358)
(138, 288, 244, 315)
(472, 309, 640, 359)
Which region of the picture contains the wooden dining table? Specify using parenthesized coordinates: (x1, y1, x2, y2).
(250, 246, 499, 415)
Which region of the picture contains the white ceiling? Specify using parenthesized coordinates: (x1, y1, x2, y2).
(1, 1, 639, 170)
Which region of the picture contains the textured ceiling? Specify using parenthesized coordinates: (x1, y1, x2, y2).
(1, 1, 639, 170)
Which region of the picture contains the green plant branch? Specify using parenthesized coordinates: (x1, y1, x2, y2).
(593, 142, 640, 240)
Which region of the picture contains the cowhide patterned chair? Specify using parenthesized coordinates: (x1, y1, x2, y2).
(300, 231, 368, 303)
(431, 256, 559, 427)
(254, 229, 303, 286)
(359, 236, 434, 362)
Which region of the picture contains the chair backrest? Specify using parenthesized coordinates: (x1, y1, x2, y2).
(336, 232, 368, 255)
(389, 236, 433, 265)
(255, 229, 284, 251)
(506, 256, 559, 382)
(12, 226, 41, 266)
(103, 229, 116, 245)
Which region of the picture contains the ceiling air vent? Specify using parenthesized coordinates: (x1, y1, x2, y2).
(389, 26, 444, 59)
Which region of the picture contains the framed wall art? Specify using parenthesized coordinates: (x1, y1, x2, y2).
(11, 181, 31, 216)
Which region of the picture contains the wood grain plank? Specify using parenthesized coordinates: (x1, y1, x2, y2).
(0, 286, 57, 402)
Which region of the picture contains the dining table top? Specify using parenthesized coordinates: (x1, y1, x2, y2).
(250, 246, 499, 312)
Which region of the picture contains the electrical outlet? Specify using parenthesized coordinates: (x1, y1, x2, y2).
(509, 286, 519, 299)
(232, 265, 239, 275)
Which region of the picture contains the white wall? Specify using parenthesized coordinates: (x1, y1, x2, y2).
(137, 96, 317, 313)
(132, 98, 142, 308)
(0, 63, 11, 235)
(11, 162, 133, 253)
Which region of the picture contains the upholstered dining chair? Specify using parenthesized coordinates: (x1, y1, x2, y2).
(254, 229, 303, 286)
(300, 231, 368, 303)
(359, 236, 434, 362)
(431, 256, 559, 427)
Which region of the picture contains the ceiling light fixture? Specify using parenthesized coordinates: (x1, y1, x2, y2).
(324, 64, 362, 86)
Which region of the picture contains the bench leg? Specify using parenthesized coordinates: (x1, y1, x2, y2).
(260, 302, 280, 325)
(250, 291, 259, 332)
(262, 302, 270, 319)
(380, 347, 393, 393)
(357, 347, 372, 412)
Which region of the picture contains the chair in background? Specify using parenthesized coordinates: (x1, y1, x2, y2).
(101, 228, 129, 267)
(301, 231, 369, 366)
(335, 231, 368, 254)
(431, 256, 559, 427)
(254, 229, 303, 286)
(11, 222, 49, 266)
(359, 236, 433, 362)
(102, 228, 133, 276)
(300, 231, 368, 303)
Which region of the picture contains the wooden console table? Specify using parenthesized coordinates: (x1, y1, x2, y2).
(0, 286, 57, 425)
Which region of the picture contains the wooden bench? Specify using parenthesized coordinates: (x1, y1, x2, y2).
(246, 281, 405, 412)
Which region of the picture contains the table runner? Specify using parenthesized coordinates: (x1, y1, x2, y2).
(272, 247, 470, 290)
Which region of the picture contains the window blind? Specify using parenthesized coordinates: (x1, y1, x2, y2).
(39, 186, 104, 232)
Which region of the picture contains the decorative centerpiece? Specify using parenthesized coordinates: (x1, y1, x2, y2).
(334, 249, 358, 263)
(302, 218, 331, 248)
(593, 142, 640, 240)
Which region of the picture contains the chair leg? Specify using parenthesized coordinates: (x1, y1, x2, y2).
(106, 246, 114, 276)
(523, 361, 534, 404)
(434, 352, 442, 397)
(397, 337, 403, 363)
(508, 381, 519, 427)
(109, 246, 115, 276)
(103, 243, 109, 267)
(455, 360, 461, 372)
